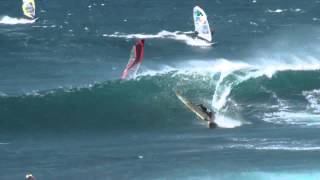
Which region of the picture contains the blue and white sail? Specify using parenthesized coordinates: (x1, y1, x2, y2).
(193, 6, 212, 42)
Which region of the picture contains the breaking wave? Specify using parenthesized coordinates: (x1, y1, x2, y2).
(0, 59, 320, 132)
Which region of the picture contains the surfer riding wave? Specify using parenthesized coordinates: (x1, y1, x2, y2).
(197, 104, 216, 128)
(175, 91, 217, 129)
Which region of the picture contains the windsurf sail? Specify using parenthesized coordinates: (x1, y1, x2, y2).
(22, 0, 36, 19)
(193, 6, 212, 42)
(175, 91, 214, 123)
(121, 39, 145, 79)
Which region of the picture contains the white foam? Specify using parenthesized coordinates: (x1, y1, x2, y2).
(303, 89, 320, 113)
(215, 114, 242, 128)
(264, 111, 320, 126)
(228, 138, 320, 151)
(266, 8, 302, 14)
(267, 9, 287, 13)
(0, 16, 36, 25)
(229, 144, 320, 151)
(313, 17, 320, 21)
(254, 56, 320, 78)
(103, 30, 213, 47)
(255, 146, 320, 151)
(291, 8, 302, 12)
(211, 60, 251, 110)
(263, 88, 320, 127)
(137, 59, 250, 79)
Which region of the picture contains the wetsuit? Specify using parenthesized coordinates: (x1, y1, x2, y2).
(198, 104, 213, 119)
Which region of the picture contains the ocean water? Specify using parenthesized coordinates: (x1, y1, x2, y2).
(0, 0, 320, 179)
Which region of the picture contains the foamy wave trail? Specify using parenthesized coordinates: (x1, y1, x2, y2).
(103, 30, 212, 47)
(266, 8, 302, 14)
(214, 114, 242, 128)
(0, 16, 36, 25)
(267, 9, 287, 13)
(264, 111, 320, 126)
(228, 138, 320, 151)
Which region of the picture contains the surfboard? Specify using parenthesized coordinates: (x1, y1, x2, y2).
(175, 91, 212, 122)
(193, 6, 212, 43)
(121, 40, 145, 79)
(22, 0, 36, 19)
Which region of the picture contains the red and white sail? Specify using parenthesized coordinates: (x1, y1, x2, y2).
(121, 39, 145, 79)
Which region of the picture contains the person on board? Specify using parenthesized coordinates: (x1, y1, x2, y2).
(197, 104, 217, 128)
(126, 39, 145, 69)
(22, 1, 36, 20)
(193, 28, 214, 42)
(120, 39, 145, 79)
(25, 172, 36, 180)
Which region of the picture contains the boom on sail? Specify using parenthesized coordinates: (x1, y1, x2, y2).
(193, 6, 212, 42)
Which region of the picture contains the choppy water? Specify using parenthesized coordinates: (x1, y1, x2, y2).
(0, 0, 320, 179)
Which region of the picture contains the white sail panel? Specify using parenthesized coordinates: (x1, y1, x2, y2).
(193, 6, 212, 42)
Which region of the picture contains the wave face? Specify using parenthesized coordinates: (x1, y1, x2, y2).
(1, 59, 320, 133)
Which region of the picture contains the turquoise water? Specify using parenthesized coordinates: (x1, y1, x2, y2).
(0, 0, 320, 179)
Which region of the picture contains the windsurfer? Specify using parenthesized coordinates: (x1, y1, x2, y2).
(120, 39, 145, 79)
(192, 28, 214, 42)
(22, 0, 36, 20)
(197, 104, 217, 128)
(25, 172, 36, 180)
